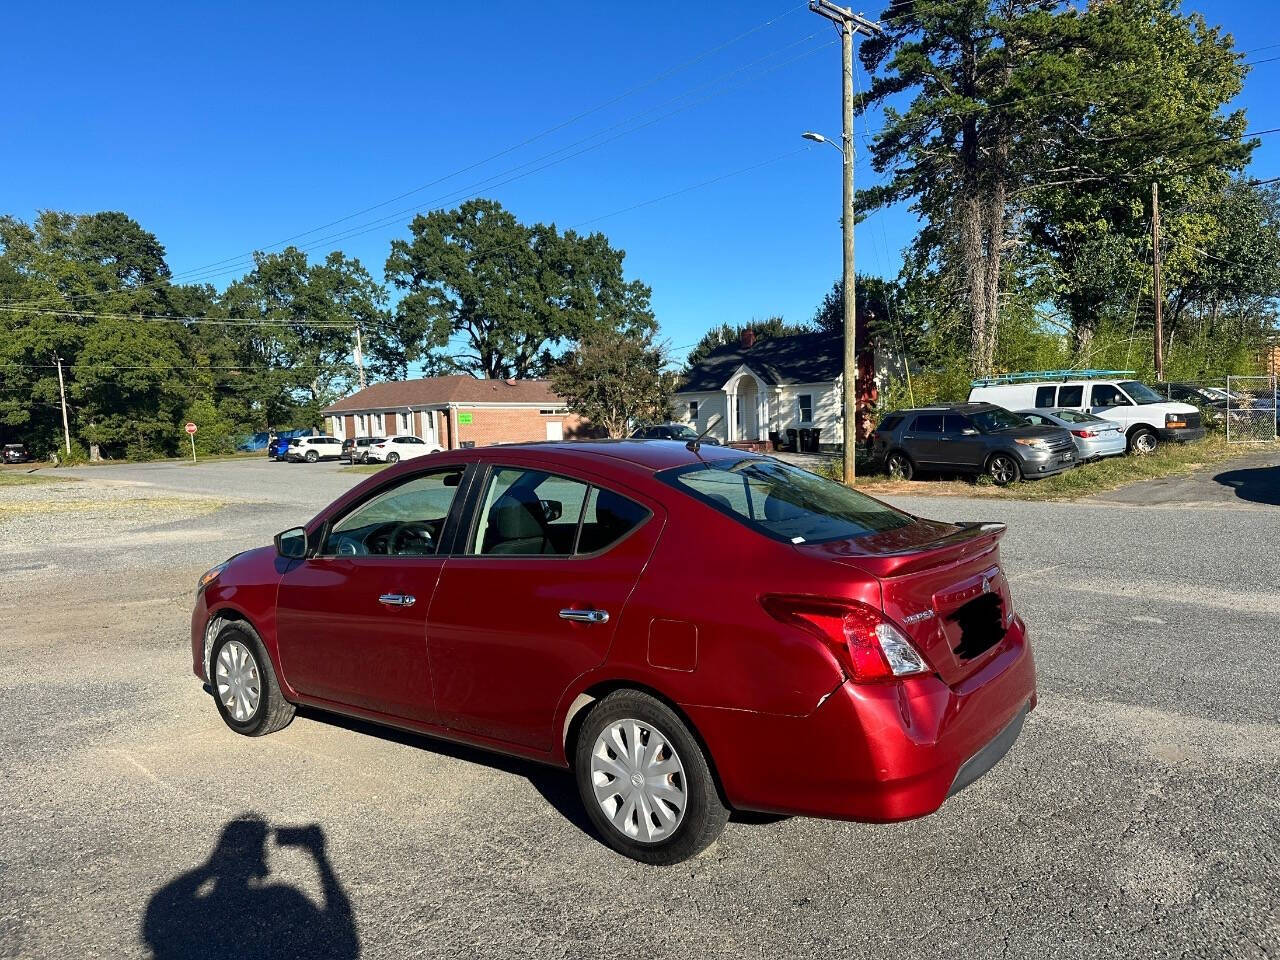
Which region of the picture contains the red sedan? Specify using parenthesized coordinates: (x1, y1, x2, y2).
(191, 440, 1036, 864)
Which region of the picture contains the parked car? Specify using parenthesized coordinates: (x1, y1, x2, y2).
(870, 403, 1076, 485)
(1018, 409, 1127, 461)
(365, 435, 443, 464)
(968, 372, 1203, 454)
(2, 443, 33, 464)
(341, 437, 386, 464)
(286, 436, 343, 463)
(630, 423, 720, 444)
(192, 441, 1036, 864)
(267, 436, 294, 461)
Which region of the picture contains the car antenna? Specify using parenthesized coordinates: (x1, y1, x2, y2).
(686, 416, 722, 456)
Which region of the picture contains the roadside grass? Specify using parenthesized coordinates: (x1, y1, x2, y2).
(848, 435, 1279, 500)
(341, 463, 388, 474)
(65, 451, 265, 468)
(0, 471, 70, 486)
(0, 495, 226, 523)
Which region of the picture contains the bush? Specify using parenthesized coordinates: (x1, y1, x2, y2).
(50, 440, 89, 467)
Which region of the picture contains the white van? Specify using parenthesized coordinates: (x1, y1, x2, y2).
(968, 371, 1204, 454)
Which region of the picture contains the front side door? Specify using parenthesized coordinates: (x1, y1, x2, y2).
(1088, 383, 1134, 428)
(276, 465, 468, 722)
(941, 414, 987, 469)
(428, 464, 661, 750)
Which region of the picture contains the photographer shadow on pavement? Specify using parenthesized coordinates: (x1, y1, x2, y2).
(143, 816, 359, 960)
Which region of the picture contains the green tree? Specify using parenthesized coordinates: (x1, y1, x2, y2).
(384, 198, 655, 379)
(551, 328, 674, 438)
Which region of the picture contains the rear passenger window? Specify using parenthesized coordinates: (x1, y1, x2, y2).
(1034, 386, 1056, 408)
(1058, 384, 1083, 406)
(911, 414, 943, 433)
(577, 488, 650, 553)
(943, 415, 973, 435)
(878, 414, 903, 431)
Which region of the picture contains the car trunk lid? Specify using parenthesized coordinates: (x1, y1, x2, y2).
(799, 521, 1013, 686)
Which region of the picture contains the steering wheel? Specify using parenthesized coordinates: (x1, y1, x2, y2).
(336, 536, 367, 556)
(390, 521, 434, 555)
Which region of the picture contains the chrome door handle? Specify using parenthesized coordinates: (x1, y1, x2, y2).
(379, 593, 416, 607)
(559, 608, 609, 624)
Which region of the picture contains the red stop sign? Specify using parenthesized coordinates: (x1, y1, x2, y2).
(184, 422, 198, 435)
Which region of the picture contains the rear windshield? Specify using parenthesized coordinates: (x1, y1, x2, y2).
(658, 458, 913, 544)
(1053, 409, 1102, 424)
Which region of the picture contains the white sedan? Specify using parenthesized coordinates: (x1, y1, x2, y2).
(365, 435, 444, 464)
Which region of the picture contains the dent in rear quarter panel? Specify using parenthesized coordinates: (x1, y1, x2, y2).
(192, 546, 295, 696)
(586, 499, 867, 717)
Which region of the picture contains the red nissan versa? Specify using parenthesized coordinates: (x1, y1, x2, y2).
(191, 440, 1036, 864)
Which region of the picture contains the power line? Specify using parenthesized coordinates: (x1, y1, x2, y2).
(0, 305, 358, 327)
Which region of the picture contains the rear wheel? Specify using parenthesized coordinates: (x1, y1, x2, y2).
(209, 624, 294, 737)
(1129, 427, 1158, 455)
(574, 690, 728, 865)
(987, 452, 1021, 486)
(304, 449, 318, 463)
(885, 450, 914, 481)
(386, 452, 400, 465)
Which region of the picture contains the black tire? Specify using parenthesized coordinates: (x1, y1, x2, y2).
(304, 449, 318, 463)
(209, 623, 295, 737)
(1128, 426, 1158, 455)
(386, 452, 400, 465)
(573, 690, 729, 865)
(884, 450, 915, 481)
(986, 452, 1021, 486)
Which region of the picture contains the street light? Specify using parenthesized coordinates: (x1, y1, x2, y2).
(801, 131, 843, 154)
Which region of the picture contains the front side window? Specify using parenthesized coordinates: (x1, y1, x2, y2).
(969, 408, 1028, 432)
(1034, 386, 1056, 408)
(797, 394, 814, 423)
(1090, 384, 1130, 408)
(943, 414, 975, 435)
(322, 468, 464, 557)
(660, 458, 912, 545)
(471, 469, 591, 556)
(1119, 381, 1163, 405)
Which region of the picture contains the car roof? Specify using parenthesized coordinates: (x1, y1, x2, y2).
(466, 438, 757, 474)
(893, 402, 1004, 415)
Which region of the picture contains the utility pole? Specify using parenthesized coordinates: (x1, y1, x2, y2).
(809, 0, 883, 485)
(354, 326, 367, 390)
(1152, 182, 1165, 382)
(54, 355, 71, 456)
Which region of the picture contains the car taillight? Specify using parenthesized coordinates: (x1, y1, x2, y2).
(761, 596, 928, 682)
(1070, 429, 1098, 438)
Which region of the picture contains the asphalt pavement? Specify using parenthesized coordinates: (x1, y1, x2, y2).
(1, 454, 1277, 959)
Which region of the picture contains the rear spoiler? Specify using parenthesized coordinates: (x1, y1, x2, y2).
(812, 521, 1006, 579)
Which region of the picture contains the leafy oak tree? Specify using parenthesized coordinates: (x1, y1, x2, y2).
(551, 328, 674, 438)
(383, 198, 655, 379)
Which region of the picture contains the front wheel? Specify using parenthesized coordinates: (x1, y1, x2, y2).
(885, 450, 915, 481)
(1129, 427, 1158, 455)
(209, 624, 294, 737)
(574, 690, 729, 865)
(987, 452, 1021, 486)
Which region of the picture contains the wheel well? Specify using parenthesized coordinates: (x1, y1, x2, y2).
(561, 680, 731, 808)
(202, 608, 255, 681)
(1127, 423, 1157, 435)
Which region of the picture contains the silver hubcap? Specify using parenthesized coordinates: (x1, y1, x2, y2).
(590, 719, 687, 844)
(216, 639, 261, 723)
(991, 457, 1015, 483)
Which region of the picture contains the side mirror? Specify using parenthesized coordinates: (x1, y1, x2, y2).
(540, 499, 563, 523)
(961, 427, 979, 436)
(275, 526, 308, 559)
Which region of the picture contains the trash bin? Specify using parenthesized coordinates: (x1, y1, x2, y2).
(769, 430, 784, 451)
(808, 428, 822, 452)
(798, 428, 812, 452)
(785, 428, 799, 452)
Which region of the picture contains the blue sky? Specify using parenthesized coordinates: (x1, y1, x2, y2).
(3, 1, 1277, 366)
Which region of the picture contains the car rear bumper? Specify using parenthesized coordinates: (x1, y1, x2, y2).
(687, 616, 1036, 822)
(1077, 434, 1127, 459)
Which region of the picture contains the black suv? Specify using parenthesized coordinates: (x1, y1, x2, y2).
(3, 443, 33, 464)
(870, 403, 1076, 485)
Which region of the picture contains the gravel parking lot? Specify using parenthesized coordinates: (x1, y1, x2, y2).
(2, 454, 1277, 959)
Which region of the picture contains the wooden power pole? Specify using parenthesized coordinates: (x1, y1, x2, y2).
(1152, 182, 1165, 382)
(809, 0, 882, 485)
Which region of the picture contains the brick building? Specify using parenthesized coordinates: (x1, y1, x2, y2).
(320, 376, 592, 449)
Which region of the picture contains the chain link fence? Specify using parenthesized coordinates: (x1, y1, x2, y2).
(1225, 375, 1279, 443)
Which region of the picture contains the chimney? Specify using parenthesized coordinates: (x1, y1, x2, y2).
(740, 328, 756, 349)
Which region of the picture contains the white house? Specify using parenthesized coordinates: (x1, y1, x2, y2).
(672, 328, 884, 450)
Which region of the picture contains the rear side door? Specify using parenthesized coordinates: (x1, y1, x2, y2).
(275, 464, 469, 722)
(427, 463, 661, 750)
(902, 413, 944, 465)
